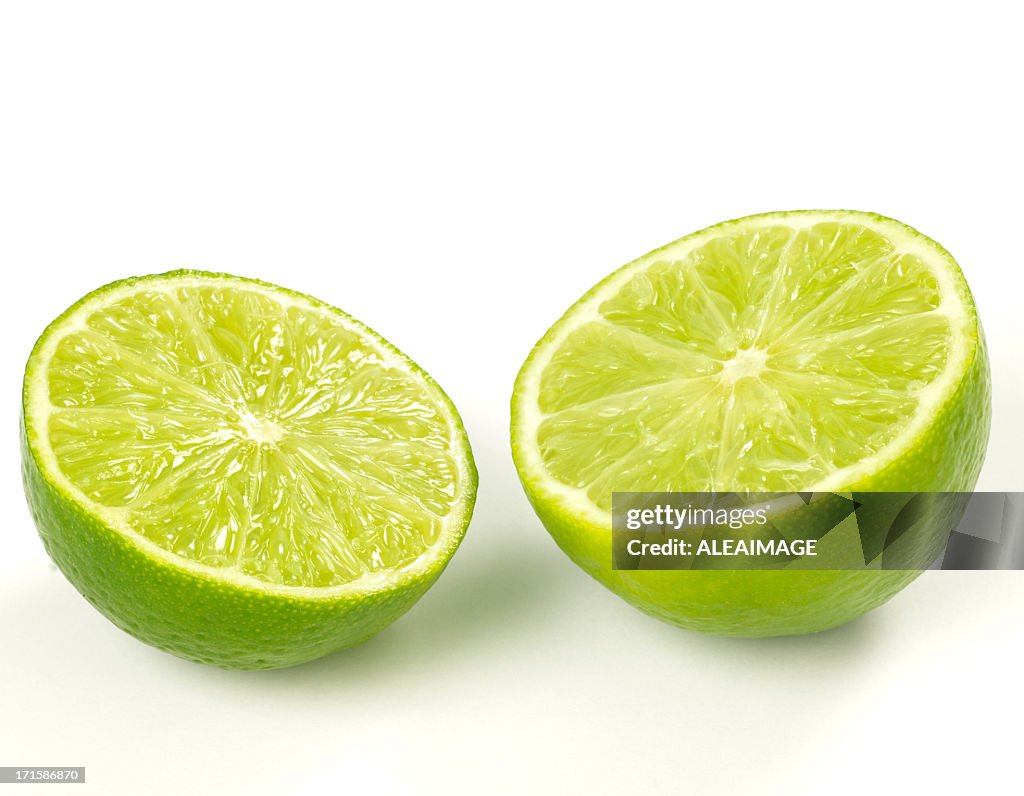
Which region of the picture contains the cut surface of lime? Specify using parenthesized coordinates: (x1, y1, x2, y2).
(23, 271, 476, 668)
(512, 210, 990, 636)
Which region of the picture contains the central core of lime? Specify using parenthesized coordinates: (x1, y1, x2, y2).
(718, 347, 768, 384)
(237, 410, 285, 445)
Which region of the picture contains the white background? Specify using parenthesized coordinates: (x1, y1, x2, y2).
(1, 2, 1022, 794)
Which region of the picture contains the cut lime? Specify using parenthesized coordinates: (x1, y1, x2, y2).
(22, 271, 477, 668)
(512, 211, 990, 636)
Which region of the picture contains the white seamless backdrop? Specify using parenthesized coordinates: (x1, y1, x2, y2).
(1, 2, 1022, 794)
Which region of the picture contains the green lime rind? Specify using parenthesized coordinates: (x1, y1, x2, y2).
(23, 270, 478, 669)
(511, 210, 991, 637)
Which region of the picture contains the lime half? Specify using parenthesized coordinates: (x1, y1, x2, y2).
(512, 211, 990, 636)
(22, 271, 477, 668)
